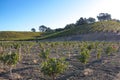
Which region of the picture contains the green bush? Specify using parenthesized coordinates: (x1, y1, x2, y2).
(1, 52, 19, 65)
(79, 49, 90, 64)
(41, 58, 68, 80)
(0, 52, 19, 78)
(105, 46, 118, 55)
(96, 48, 102, 59)
(39, 49, 50, 61)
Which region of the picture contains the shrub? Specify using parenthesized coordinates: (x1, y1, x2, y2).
(105, 46, 118, 55)
(96, 48, 102, 59)
(79, 49, 90, 64)
(41, 58, 68, 80)
(0, 52, 19, 78)
(39, 49, 50, 61)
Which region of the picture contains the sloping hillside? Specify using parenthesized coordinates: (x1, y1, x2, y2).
(40, 21, 120, 40)
(0, 31, 42, 41)
(1, 21, 120, 41)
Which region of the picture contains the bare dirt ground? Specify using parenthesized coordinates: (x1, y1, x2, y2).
(43, 32, 120, 41)
(0, 42, 120, 80)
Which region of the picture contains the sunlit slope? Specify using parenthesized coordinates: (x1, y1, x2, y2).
(41, 21, 120, 39)
(0, 31, 42, 41)
(1, 21, 120, 41)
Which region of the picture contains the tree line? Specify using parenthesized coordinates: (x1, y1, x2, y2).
(31, 13, 120, 32)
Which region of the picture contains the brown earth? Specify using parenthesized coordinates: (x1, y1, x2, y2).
(0, 42, 120, 80)
(42, 32, 120, 41)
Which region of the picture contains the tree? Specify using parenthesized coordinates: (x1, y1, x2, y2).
(87, 17, 96, 23)
(46, 27, 53, 32)
(76, 17, 87, 26)
(31, 28, 36, 32)
(39, 25, 53, 32)
(64, 23, 75, 29)
(112, 19, 120, 22)
(41, 58, 68, 80)
(39, 25, 47, 32)
(55, 28, 64, 32)
(97, 13, 111, 21)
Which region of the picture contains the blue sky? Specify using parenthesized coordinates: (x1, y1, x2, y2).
(0, 0, 120, 31)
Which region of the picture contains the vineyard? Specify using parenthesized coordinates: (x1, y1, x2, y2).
(0, 41, 120, 80)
